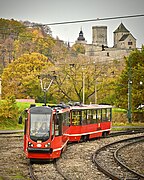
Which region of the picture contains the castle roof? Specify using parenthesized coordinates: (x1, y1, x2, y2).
(114, 23, 129, 33)
(119, 33, 136, 41)
(119, 34, 129, 41)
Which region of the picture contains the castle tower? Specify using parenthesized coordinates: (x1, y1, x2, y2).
(92, 26, 107, 47)
(113, 23, 136, 49)
(75, 28, 87, 44)
(114, 23, 129, 48)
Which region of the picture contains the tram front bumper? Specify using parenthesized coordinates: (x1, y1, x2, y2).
(27, 147, 53, 153)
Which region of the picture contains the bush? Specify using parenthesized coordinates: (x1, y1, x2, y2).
(0, 95, 19, 121)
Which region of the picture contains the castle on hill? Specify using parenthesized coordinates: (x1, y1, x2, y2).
(75, 23, 136, 60)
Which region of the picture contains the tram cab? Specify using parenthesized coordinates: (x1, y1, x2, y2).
(19, 105, 70, 160)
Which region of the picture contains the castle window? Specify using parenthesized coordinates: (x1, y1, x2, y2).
(128, 41, 133, 45)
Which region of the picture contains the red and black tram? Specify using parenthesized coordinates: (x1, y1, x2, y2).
(66, 104, 112, 142)
(19, 104, 70, 160)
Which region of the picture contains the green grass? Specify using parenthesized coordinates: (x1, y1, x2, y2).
(112, 121, 144, 131)
(16, 102, 45, 110)
(0, 171, 30, 180)
(0, 102, 53, 130)
(0, 101, 32, 130)
(112, 107, 127, 113)
(0, 118, 23, 130)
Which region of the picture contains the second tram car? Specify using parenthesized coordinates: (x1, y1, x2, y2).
(19, 104, 70, 160)
(66, 104, 112, 142)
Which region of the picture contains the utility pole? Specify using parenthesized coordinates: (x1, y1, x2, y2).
(0, 78, 1, 100)
(94, 62, 97, 104)
(82, 71, 85, 104)
(82, 66, 86, 104)
(127, 56, 132, 123)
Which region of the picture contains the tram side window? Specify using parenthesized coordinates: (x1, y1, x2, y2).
(52, 115, 55, 137)
(72, 111, 81, 125)
(107, 108, 112, 121)
(101, 109, 107, 122)
(87, 110, 93, 124)
(96, 109, 101, 123)
(92, 109, 97, 124)
(63, 112, 70, 126)
(81, 110, 87, 125)
(102, 109, 111, 122)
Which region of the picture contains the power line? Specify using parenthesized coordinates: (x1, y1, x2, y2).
(0, 14, 144, 31)
(46, 14, 144, 26)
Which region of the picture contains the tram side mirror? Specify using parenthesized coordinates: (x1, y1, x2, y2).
(18, 116, 22, 124)
(24, 108, 28, 113)
(30, 104, 36, 108)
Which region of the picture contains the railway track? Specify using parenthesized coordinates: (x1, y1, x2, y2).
(0, 129, 144, 180)
(114, 138, 144, 178)
(93, 135, 144, 180)
(28, 159, 69, 180)
(29, 161, 37, 180)
(109, 128, 144, 137)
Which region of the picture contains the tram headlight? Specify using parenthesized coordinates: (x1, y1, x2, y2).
(45, 142, 50, 147)
(28, 142, 34, 147)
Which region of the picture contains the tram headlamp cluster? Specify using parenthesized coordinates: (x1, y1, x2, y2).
(45, 142, 50, 147)
(28, 142, 34, 147)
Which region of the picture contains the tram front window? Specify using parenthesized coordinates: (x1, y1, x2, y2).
(30, 113, 51, 141)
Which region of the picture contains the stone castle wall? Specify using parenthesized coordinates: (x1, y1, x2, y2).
(85, 44, 131, 62)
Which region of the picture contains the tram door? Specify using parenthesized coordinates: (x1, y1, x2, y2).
(55, 113, 63, 136)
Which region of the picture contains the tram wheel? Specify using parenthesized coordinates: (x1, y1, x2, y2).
(80, 135, 89, 142)
(102, 131, 108, 138)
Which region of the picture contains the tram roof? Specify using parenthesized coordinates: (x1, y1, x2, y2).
(70, 104, 112, 110)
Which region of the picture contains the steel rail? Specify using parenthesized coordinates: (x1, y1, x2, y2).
(92, 135, 144, 180)
(114, 137, 144, 179)
(53, 159, 69, 180)
(28, 161, 38, 180)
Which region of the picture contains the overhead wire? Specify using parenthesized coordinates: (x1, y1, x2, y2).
(45, 14, 144, 26)
(0, 14, 144, 31)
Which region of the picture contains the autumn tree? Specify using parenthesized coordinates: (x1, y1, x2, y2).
(0, 19, 60, 68)
(1, 51, 126, 104)
(51, 55, 122, 104)
(96, 59, 125, 105)
(0, 18, 25, 41)
(13, 26, 56, 60)
(71, 43, 85, 54)
(2, 53, 54, 101)
(115, 47, 144, 109)
(0, 19, 26, 67)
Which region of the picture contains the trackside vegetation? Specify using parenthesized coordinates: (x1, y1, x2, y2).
(0, 97, 143, 130)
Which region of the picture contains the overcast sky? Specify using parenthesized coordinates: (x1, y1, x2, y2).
(0, 0, 144, 48)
